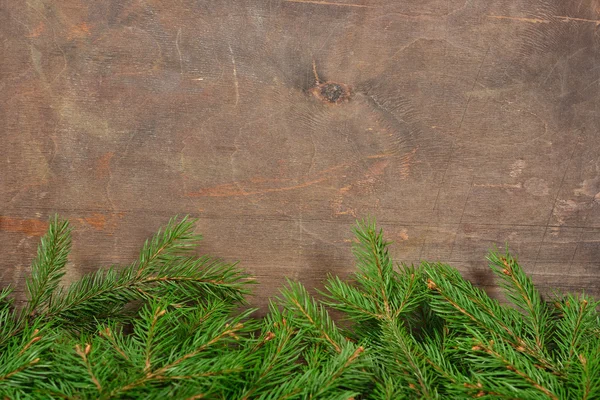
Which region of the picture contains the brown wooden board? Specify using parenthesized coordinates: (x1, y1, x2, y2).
(1, 0, 599, 309)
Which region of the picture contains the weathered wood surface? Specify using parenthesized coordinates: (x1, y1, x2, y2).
(1, 0, 599, 308)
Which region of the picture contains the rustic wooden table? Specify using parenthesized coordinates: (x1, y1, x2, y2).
(2, 0, 599, 308)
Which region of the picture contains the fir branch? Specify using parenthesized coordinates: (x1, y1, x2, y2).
(46, 263, 250, 329)
(323, 275, 385, 321)
(419, 326, 471, 397)
(23, 215, 71, 318)
(488, 249, 551, 351)
(323, 264, 425, 325)
(43, 219, 250, 329)
(0, 321, 53, 392)
(2, 215, 599, 398)
(74, 343, 102, 392)
(45, 265, 142, 329)
(236, 303, 305, 400)
(469, 332, 562, 400)
(392, 264, 427, 320)
(134, 215, 201, 278)
(280, 280, 346, 353)
(141, 303, 169, 372)
(300, 341, 370, 399)
(98, 324, 130, 363)
(424, 262, 558, 373)
(424, 262, 519, 335)
(576, 346, 600, 400)
(105, 300, 253, 398)
(352, 219, 394, 317)
(147, 256, 253, 303)
(553, 294, 600, 361)
(379, 319, 436, 399)
(0, 287, 17, 348)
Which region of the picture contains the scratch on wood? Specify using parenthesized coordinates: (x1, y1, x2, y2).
(487, 15, 549, 24)
(398, 148, 418, 180)
(449, 176, 475, 260)
(532, 139, 579, 267)
(228, 44, 240, 106)
(431, 47, 489, 213)
(473, 183, 523, 189)
(567, 228, 585, 271)
(187, 164, 349, 198)
(457, 47, 490, 134)
(366, 152, 396, 159)
(554, 16, 600, 26)
(417, 226, 430, 261)
(312, 58, 320, 85)
(176, 28, 183, 75)
(95, 151, 116, 212)
(385, 12, 440, 22)
(283, 0, 376, 8)
(579, 77, 600, 93)
(488, 15, 600, 26)
(186, 176, 331, 197)
(391, 38, 422, 59)
(367, 159, 389, 177)
(307, 130, 317, 177)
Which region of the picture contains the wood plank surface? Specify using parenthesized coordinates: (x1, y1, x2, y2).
(1, 0, 599, 308)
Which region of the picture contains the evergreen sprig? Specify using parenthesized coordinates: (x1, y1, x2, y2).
(24, 215, 71, 318)
(488, 249, 551, 351)
(0, 215, 598, 398)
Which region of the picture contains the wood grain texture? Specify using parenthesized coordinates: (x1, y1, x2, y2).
(1, 0, 599, 308)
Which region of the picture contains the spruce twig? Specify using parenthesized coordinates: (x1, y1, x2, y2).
(0, 215, 598, 398)
(23, 215, 71, 319)
(488, 249, 551, 351)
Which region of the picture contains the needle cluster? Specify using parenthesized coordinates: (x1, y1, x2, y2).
(1, 216, 598, 399)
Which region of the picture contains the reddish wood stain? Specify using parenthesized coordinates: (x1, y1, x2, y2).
(95, 152, 114, 179)
(26, 21, 46, 38)
(68, 22, 92, 39)
(76, 213, 107, 230)
(0, 217, 49, 237)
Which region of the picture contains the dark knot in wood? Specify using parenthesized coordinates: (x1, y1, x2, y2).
(310, 81, 351, 104)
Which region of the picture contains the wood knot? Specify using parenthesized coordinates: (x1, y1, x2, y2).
(310, 59, 351, 104)
(311, 81, 351, 104)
